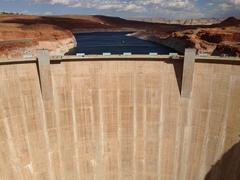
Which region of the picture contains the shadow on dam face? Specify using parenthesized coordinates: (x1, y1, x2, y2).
(0, 57, 240, 180)
(205, 141, 240, 180)
(172, 60, 183, 95)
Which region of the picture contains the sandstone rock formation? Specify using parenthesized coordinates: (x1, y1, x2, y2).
(167, 26, 240, 56)
(133, 17, 240, 56)
(128, 17, 223, 25)
(0, 15, 76, 59)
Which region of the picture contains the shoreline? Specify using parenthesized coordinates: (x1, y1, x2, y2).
(128, 31, 184, 54)
(67, 31, 179, 55)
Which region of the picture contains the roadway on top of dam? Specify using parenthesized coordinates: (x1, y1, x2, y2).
(1, 54, 240, 65)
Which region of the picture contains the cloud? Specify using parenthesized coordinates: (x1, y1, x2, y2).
(97, 4, 146, 13)
(29, 0, 240, 18)
(230, 0, 240, 5)
(208, 0, 240, 11)
(33, 0, 202, 17)
(44, 11, 53, 15)
(219, 3, 232, 11)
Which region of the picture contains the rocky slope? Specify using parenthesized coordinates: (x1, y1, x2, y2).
(128, 17, 223, 25)
(172, 26, 240, 56)
(0, 14, 76, 59)
(133, 17, 240, 56)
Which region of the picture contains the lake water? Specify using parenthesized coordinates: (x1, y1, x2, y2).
(72, 32, 176, 55)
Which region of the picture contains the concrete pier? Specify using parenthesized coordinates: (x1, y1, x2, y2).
(181, 48, 196, 98)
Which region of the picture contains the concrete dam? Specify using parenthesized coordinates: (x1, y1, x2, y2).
(0, 50, 240, 180)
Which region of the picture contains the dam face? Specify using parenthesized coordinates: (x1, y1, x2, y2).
(0, 56, 240, 180)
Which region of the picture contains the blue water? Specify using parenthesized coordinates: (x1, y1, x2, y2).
(72, 32, 176, 55)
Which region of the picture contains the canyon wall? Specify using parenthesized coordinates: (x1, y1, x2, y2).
(0, 20, 76, 60)
(0, 36, 76, 60)
(0, 58, 240, 180)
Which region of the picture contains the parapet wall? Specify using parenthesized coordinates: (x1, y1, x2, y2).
(0, 52, 240, 180)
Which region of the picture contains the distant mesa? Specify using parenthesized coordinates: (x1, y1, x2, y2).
(219, 17, 240, 26)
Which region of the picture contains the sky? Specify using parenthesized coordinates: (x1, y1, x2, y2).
(0, 0, 240, 19)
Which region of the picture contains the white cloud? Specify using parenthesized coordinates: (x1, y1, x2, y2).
(219, 3, 232, 11)
(213, 0, 240, 11)
(44, 11, 53, 15)
(33, 0, 201, 16)
(205, 0, 240, 15)
(230, 0, 240, 5)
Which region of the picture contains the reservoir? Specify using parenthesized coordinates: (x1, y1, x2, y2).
(72, 32, 176, 55)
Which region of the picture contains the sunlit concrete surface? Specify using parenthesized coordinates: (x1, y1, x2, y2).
(0, 56, 240, 180)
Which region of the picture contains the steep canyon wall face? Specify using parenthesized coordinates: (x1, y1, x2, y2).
(0, 59, 240, 180)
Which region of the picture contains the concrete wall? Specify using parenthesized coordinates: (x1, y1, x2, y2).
(0, 59, 240, 180)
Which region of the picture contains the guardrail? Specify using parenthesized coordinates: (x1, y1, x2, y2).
(0, 53, 240, 64)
